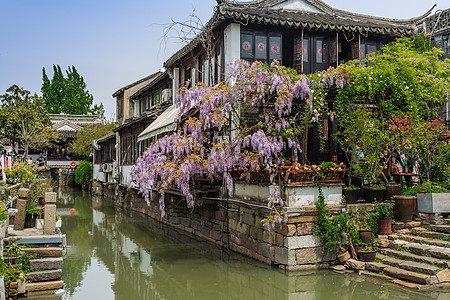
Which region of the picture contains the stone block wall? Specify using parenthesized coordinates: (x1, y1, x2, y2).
(92, 180, 342, 270)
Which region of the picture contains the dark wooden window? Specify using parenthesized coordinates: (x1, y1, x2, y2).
(240, 31, 282, 64)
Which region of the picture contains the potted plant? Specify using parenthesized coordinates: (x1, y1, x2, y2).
(373, 199, 394, 234)
(0, 205, 9, 238)
(357, 245, 376, 262)
(408, 182, 450, 214)
(343, 184, 360, 204)
(383, 181, 401, 201)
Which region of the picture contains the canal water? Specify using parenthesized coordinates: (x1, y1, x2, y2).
(43, 188, 450, 299)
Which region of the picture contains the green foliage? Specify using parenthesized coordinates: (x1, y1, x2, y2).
(373, 199, 395, 219)
(0, 205, 8, 221)
(74, 160, 93, 185)
(0, 85, 57, 158)
(5, 161, 44, 202)
(335, 35, 450, 120)
(1, 241, 42, 298)
(41, 65, 103, 115)
(335, 36, 450, 184)
(337, 108, 387, 185)
(402, 182, 449, 196)
(68, 123, 115, 156)
(314, 185, 358, 250)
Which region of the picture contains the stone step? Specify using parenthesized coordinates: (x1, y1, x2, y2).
(383, 266, 438, 285)
(389, 239, 450, 260)
(21, 247, 63, 257)
(399, 234, 450, 248)
(427, 225, 450, 234)
(25, 280, 64, 292)
(379, 256, 442, 275)
(411, 227, 450, 240)
(29, 257, 63, 270)
(380, 248, 449, 269)
(26, 269, 62, 282)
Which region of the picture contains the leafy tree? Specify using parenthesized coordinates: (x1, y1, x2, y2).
(74, 160, 93, 185)
(0, 85, 57, 158)
(68, 123, 116, 156)
(41, 65, 104, 115)
(334, 35, 450, 120)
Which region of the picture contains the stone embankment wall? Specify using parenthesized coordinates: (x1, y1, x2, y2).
(92, 180, 340, 270)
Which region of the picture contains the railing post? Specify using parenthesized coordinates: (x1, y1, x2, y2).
(13, 188, 29, 230)
(44, 192, 57, 235)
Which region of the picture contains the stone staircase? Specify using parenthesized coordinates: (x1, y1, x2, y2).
(3, 232, 64, 297)
(342, 225, 450, 289)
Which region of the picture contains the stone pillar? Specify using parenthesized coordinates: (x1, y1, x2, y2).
(44, 192, 57, 235)
(14, 188, 29, 230)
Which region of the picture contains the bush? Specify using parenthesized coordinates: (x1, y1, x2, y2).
(74, 161, 93, 185)
(402, 182, 448, 196)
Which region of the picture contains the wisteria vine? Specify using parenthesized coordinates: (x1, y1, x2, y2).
(129, 60, 349, 227)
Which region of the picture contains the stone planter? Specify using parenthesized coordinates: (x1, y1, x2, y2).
(343, 188, 360, 204)
(417, 193, 450, 213)
(394, 195, 416, 222)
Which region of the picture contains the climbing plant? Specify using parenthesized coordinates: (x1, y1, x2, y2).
(129, 60, 349, 226)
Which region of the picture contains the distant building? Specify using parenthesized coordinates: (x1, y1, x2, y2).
(47, 113, 104, 161)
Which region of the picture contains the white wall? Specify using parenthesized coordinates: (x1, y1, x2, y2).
(224, 23, 241, 84)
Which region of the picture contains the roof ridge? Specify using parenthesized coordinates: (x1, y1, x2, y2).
(219, 0, 435, 25)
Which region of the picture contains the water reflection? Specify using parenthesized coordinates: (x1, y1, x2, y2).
(47, 188, 450, 300)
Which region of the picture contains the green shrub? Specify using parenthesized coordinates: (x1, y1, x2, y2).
(74, 161, 93, 185)
(402, 182, 448, 196)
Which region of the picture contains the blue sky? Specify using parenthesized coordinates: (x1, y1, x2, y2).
(0, 0, 448, 121)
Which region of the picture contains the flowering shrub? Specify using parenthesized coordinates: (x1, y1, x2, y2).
(129, 60, 349, 225)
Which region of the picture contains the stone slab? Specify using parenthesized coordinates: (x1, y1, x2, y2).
(26, 280, 64, 292)
(22, 247, 63, 257)
(345, 258, 365, 270)
(365, 262, 388, 273)
(44, 204, 56, 235)
(29, 258, 63, 270)
(44, 192, 57, 204)
(391, 279, 424, 289)
(437, 269, 450, 283)
(274, 247, 296, 266)
(284, 235, 321, 249)
(26, 269, 62, 282)
(14, 198, 28, 230)
(383, 266, 437, 285)
(331, 265, 346, 271)
(380, 248, 447, 269)
(295, 246, 336, 264)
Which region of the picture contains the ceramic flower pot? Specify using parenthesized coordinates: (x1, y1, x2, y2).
(343, 188, 360, 204)
(358, 250, 376, 262)
(394, 195, 416, 222)
(377, 218, 392, 234)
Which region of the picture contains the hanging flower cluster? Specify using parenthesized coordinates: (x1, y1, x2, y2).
(129, 60, 349, 221)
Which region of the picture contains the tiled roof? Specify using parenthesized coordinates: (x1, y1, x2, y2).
(164, 0, 434, 67)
